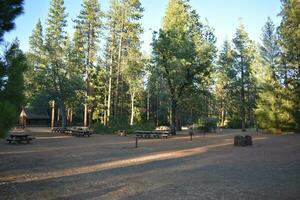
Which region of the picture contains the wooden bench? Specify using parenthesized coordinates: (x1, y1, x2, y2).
(52, 127, 65, 134)
(6, 134, 35, 144)
(69, 127, 93, 137)
(135, 131, 169, 139)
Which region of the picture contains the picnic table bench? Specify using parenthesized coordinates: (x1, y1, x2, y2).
(6, 134, 35, 144)
(135, 130, 169, 139)
(69, 127, 93, 137)
(51, 127, 69, 134)
(51, 127, 93, 137)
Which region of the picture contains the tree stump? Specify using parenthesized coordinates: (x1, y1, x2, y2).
(234, 135, 252, 146)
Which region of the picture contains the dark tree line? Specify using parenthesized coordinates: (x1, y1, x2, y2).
(1, 0, 299, 137)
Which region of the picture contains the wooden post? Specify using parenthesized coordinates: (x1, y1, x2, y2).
(135, 137, 138, 148)
(51, 101, 55, 129)
(70, 108, 73, 126)
(189, 129, 193, 141)
(147, 89, 150, 121)
(84, 104, 88, 127)
(57, 108, 60, 122)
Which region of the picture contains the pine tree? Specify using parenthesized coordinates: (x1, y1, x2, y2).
(29, 19, 43, 56)
(0, 0, 25, 137)
(231, 23, 256, 130)
(216, 39, 234, 127)
(279, 0, 300, 130)
(76, 0, 103, 127)
(25, 19, 45, 104)
(0, 41, 27, 137)
(0, 0, 24, 42)
(43, 0, 69, 129)
(254, 18, 291, 133)
(260, 18, 280, 78)
(104, 0, 121, 123)
(279, 0, 300, 75)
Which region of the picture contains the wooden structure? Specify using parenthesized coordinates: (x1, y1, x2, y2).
(21, 108, 50, 126)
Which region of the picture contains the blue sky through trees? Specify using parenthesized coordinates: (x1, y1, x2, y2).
(4, 0, 281, 53)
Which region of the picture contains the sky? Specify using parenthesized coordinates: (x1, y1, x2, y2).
(4, 0, 282, 54)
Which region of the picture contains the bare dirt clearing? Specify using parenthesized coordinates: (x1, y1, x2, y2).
(0, 130, 300, 200)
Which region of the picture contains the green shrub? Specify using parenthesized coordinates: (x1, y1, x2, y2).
(195, 118, 218, 132)
(93, 119, 156, 135)
(93, 122, 111, 134)
(132, 121, 155, 132)
(108, 116, 131, 134)
(226, 118, 243, 129)
(0, 101, 18, 137)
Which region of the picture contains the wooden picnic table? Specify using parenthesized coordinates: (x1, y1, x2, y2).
(51, 127, 93, 137)
(135, 130, 169, 139)
(6, 133, 35, 144)
(69, 127, 93, 137)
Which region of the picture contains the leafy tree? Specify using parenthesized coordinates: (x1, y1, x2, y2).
(103, 0, 144, 125)
(121, 0, 144, 125)
(152, 0, 216, 134)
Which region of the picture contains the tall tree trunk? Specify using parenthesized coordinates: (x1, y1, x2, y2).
(221, 98, 225, 127)
(170, 98, 177, 135)
(115, 12, 125, 117)
(84, 104, 88, 127)
(104, 88, 107, 125)
(130, 92, 135, 126)
(58, 99, 67, 129)
(57, 108, 60, 123)
(88, 106, 93, 128)
(120, 76, 124, 115)
(70, 108, 73, 126)
(107, 53, 113, 124)
(67, 108, 70, 126)
(51, 100, 55, 129)
(147, 89, 150, 120)
(115, 67, 119, 116)
(176, 112, 181, 131)
(85, 23, 91, 128)
(241, 64, 246, 131)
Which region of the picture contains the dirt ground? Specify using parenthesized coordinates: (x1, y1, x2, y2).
(0, 129, 300, 200)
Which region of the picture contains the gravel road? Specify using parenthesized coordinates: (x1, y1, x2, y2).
(0, 131, 299, 200)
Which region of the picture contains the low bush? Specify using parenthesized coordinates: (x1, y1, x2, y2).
(195, 117, 218, 132)
(94, 117, 155, 135)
